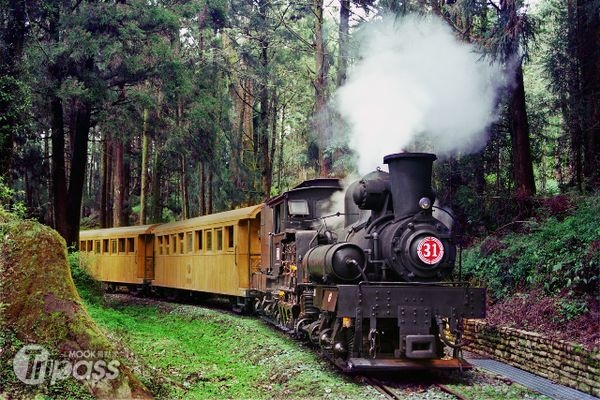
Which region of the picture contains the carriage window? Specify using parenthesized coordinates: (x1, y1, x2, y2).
(226, 226, 234, 249)
(206, 230, 213, 251)
(195, 230, 203, 251)
(288, 200, 309, 216)
(95, 241, 101, 254)
(216, 228, 223, 251)
(186, 232, 193, 253)
(172, 234, 177, 254)
(178, 233, 184, 254)
(158, 236, 163, 255)
(88, 240, 93, 252)
(165, 235, 170, 255)
(103, 239, 109, 253)
(80, 241, 86, 251)
(127, 237, 135, 253)
(111, 239, 117, 254)
(118, 238, 125, 253)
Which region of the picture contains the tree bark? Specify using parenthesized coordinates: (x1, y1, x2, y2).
(65, 97, 91, 247)
(0, 0, 26, 182)
(50, 94, 68, 238)
(139, 108, 149, 224)
(577, 0, 600, 187)
(500, 0, 536, 197)
(180, 154, 189, 219)
(199, 162, 206, 216)
(100, 134, 113, 228)
(314, 0, 330, 177)
(150, 140, 162, 222)
(113, 139, 124, 226)
(337, 0, 350, 87)
(508, 63, 536, 197)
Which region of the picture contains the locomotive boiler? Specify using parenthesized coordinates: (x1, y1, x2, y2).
(253, 152, 486, 371)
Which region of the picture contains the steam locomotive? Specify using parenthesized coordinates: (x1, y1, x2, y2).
(81, 152, 486, 372)
(251, 152, 485, 371)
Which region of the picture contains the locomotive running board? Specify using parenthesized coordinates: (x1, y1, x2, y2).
(342, 357, 473, 372)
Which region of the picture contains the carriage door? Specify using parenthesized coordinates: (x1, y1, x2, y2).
(138, 234, 155, 281)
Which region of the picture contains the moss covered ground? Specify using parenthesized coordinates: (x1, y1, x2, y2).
(0, 211, 149, 399)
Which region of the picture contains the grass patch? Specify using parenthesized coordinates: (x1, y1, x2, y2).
(84, 297, 378, 399)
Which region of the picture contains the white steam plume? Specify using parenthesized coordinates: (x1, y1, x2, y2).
(335, 15, 505, 174)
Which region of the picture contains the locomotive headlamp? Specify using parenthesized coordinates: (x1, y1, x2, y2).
(419, 197, 431, 210)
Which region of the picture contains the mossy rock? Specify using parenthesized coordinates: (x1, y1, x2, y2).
(0, 217, 151, 399)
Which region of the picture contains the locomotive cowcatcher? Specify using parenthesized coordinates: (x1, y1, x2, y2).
(251, 152, 486, 372)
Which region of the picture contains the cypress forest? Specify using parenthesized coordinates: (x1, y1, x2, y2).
(1, 0, 598, 247)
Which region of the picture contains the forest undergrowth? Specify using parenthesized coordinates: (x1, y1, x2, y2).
(461, 194, 600, 349)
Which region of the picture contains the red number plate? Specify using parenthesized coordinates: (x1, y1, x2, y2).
(416, 236, 444, 265)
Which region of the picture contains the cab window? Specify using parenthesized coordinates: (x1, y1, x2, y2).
(288, 200, 309, 216)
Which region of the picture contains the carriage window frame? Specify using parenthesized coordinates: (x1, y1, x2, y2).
(186, 232, 193, 253)
(178, 232, 185, 254)
(127, 237, 135, 254)
(158, 236, 163, 255)
(225, 225, 234, 250)
(87, 240, 93, 253)
(103, 239, 109, 254)
(206, 230, 213, 252)
(80, 241, 86, 252)
(111, 239, 117, 255)
(118, 238, 126, 254)
(215, 228, 223, 251)
(195, 230, 203, 252)
(165, 235, 170, 255)
(172, 234, 177, 255)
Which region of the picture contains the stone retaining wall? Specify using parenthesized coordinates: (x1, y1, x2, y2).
(463, 320, 600, 397)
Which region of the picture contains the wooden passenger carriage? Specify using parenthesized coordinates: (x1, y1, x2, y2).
(79, 225, 158, 286)
(152, 205, 263, 299)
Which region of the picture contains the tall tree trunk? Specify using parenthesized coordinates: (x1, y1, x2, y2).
(277, 104, 286, 191)
(314, 0, 330, 177)
(500, 0, 535, 197)
(508, 63, 536, 197)
(566, 0, 584, 190)
(199, 162, 206, 216)
(207, 167, 213, 214)
(122, 139, 131, 226)
(150, 141, 162, 222)
(113, 139, 124, 226)
(139, 108, 149, 224)
(65, 97, 91, 247)
(577, 0, 600, 187)
(100, 134, 113, 228)
(0, 0, 26, 183)
(337, 0, 350, 87)
(180, 154, 189, 219)
(50, 95, 68, 238)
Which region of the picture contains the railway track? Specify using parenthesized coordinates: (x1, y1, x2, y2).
(362, 376, 468, 400)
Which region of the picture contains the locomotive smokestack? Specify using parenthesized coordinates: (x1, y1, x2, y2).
(383, 152, 436, 219)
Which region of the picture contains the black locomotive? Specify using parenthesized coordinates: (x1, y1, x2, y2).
(252, 152, 486, 372)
